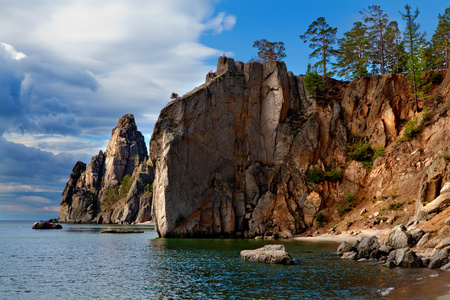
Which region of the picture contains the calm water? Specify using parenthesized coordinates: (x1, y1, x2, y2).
(1, 221, 450, 299)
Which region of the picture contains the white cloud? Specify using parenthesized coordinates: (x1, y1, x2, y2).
(0, 0, 237, 220)
(2, 43, 27, 60)
(0, 183, 55, 193)
(207, 12, 237, 34)
(3, 132, 109, 156)
(17, 196, 52, 204)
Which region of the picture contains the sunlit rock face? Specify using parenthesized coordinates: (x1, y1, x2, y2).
(150, 56, 429, 238)
(59, 114, 153, 224)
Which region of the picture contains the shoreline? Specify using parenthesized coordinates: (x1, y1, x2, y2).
(293, 228, 384, 244)
(294, 229, 450, 299)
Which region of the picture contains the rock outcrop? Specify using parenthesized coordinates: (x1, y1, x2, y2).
(240, 244, 294, 265)
(32, 221, 63, 229)
(59, 114, 154, 224)
(150, 56, 444, 238)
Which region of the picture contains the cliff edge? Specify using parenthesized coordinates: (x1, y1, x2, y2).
(150, 57, 450, 238)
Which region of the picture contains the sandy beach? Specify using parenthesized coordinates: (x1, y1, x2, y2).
(293, 228, 384, 244)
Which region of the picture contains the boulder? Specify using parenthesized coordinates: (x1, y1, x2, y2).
(441, 182, 450, 194)
(429, 246, 450, 269)
(341, 252, 357, 260)
(416, 232, 432, 248)
(380, 225, 413, 249)
(240, 245, 293, 265)
(355, 236, 380, 259)
(32, 221, 62, 230)
(337, 241, 354, 256)
(387, 248, 423, 268)
(436, 237, 450, 250)
(408, 227, 425, 245)
(421, 193, 450, 214)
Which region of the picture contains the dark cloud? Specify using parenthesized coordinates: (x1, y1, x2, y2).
(0, 44, 98, 136)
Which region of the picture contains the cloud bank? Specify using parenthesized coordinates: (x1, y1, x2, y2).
(0, 0, 236, 220)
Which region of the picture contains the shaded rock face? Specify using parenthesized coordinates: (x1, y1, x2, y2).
(150, 57, 419, 238)
(59, 114, 153, 224)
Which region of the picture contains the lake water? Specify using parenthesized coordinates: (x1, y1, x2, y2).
(1, 221, 450, 299)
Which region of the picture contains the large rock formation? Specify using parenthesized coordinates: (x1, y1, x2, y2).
(150, 57, 448, 238)
(59, 114, 153, 224)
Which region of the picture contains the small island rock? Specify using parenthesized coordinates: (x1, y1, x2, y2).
(32, 221, 63, 230)
(240, 245, 294, 265)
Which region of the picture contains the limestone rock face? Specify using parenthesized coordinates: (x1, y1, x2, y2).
(59, 114, 153, 224)
(150, 57, 420, 238)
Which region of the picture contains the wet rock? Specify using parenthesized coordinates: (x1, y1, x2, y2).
(355, 236, 380, 259)
(240, 245, 293, 265)
(337, 241, 354, 256)
(341, 252, 357, 260)
(32, 221, 62, 230)
(387, 248, 422, 268)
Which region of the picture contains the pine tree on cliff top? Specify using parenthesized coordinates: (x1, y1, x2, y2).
(252, 39, 286, 62)
(432, 6, 450, 69)
(333, 21, 370, 80)
(360, 5, 390, 74)
(300, 17, 338, 78)
(400, 4, 426, 113)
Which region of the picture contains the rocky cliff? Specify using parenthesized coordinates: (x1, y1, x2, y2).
(150, 56, 450, 238)
(59, 114, 154, 224)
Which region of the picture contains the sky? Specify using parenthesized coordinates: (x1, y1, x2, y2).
(0, 0, 448, 220)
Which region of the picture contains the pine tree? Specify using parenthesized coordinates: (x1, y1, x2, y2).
(384, 21, 407, 73)
(334, 22, 370, 80)
(432, 7, 450, 69)
(300, 17, 338, 78)
(400, 4, 426, 112)
(252, 39, 286, 62)
(360, 5, 390, 74)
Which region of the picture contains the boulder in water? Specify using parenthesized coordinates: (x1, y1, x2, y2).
(32, 221, 63, 230)
(240, 245, 293, 265)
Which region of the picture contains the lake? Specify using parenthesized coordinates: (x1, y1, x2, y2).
(1, 221, 449, 299)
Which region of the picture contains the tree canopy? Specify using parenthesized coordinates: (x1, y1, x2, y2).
(252, 39, 286, 62)
(300, 17, 338, 77)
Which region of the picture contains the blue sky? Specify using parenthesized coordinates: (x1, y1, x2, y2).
(0, 0, 448, 220)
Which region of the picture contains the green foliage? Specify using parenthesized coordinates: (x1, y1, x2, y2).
(388, 201, 404, 210)
(304, 64, 326, 100)
(324, 169, 343, 182)
(305, 167, 343, 184)
(341, 192, 357, 214)
(431, 7, 450, 70)
(334, 22, 370, 80)
(315, 212, 327, 226)
(431, 72, 443, 84)
(373, 145, 385, 161)
(347, 142, 374, 162)
(360, 5, 390, 74)
(376, 216, 388, 222)
(346, 141, 385, 169)
(145, 182, 153, 198)
(300, 17, 338, 77)
(103, 186, 120, 210)
(305, 167, 324, 183)
(403, 119, 422, 140)
(443, 154, 450, 161)
(119, 174, 135, 198)
(252, 39, 286, 62)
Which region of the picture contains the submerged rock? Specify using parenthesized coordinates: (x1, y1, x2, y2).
(32, 221, 62, 230)
(240, 245, 293, 265)
(100, 228, 144, 234)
